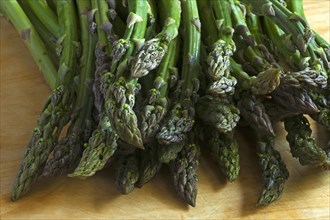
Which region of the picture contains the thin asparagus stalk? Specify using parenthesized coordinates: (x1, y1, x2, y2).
(241, 0, 328, 79)
(0, 0, 57, 88)
(10, 0, 78, 201)
(130, 0, 181, 78)
(229, 0, 282, 93)
(157, 0, 201, 145)
(97, 0, 118, 44)
(286, 0, 330, 61)
(18, 0, 59, 69)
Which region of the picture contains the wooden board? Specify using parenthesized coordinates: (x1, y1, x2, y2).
(1, 1, 329, 219)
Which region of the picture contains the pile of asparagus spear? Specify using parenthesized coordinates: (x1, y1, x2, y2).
(1, 0, 329, 207)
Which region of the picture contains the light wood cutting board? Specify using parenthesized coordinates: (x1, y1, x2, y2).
(1, 1, 329, 219)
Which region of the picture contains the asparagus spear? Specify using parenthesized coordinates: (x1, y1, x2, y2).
(271, 81, 319, 114)
(130, 0, 181, 78)
(238, 92, 275, 137)
(284, 115, 330, 168)
(206, 127, 240, 182)
(105, 0, 148, 149)
(157, 0, 201, 145)
(286, 0, 330, 62)
(195, 95, 240, 133)
(229, 0, 281, 94)
(169, 133, 200, 207)
(140, 37, 180, 143)
(241, 0, 328, 80)
(256, 136, 289, 206)
(0, 0, 57, 88)
(43, 1, 97, 177)
(18, 0, 59, 69)
(26, 0, 59, 37)
(197, 0, 278, 96)
(136, 140, 162, 187)
(10, 0, 78, 201)
(115, 152, 140, 194)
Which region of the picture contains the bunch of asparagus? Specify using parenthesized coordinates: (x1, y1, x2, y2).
(1, 0, 329, 207)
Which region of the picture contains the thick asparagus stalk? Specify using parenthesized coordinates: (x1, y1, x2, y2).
(10, 0, 78, 201)
(18, 0, 59, 69)
(130, 0, 181, 78)
(26, 0, 59, 37)
(157, 0, 201, 145)
(0, 0, 57, 88)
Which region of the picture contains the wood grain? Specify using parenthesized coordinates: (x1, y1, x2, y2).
(1, 1, 329, 219)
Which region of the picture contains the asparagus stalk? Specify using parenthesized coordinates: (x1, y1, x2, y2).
(284, 115, 330, 168)
(26, 0, 59, 37)
(105, 0, 148, 149)
(157, 0, 201, 145)
(136, 141, 162, 187)
(229, 0, 282, 92)
(271, 81, 319, 114)
(97, 0, 118, 44)
(206, 0, 236, 82)
(43, 1, 97, 177)
(196, 95, 240, 133)
(10, 0, 78, 201)
(140, 37, 180, 143)
(0, 0, 57, 88)
(169, 132, 200, 207)
(241, 0, 328, 79)
(18, 0, 59, 69)
(115, 152, 140, 194)
(286, 0, 330, 61)
(238, 92, 275, 137)
(206, 127, 240, 182)
(107, 0, 126, 37)
(130, 0, 181, 78)
(256, 136, 289, 206)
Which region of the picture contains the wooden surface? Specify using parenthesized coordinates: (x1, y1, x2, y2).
(1, 1, 329, 219)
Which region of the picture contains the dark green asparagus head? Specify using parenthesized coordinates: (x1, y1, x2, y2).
(196, 95, 240, 133)
(256, 138, 289, 206)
